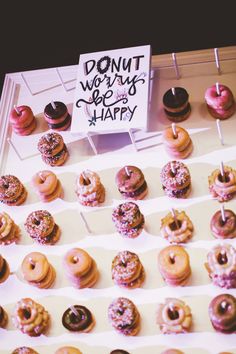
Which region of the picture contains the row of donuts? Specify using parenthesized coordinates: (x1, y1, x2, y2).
(9, 83, 236, 137)
(1, 198, 236, 246)
(1, 158, 236, 207)
(0, 203, 231, 246)
(0, 244, 236, 289)
(0, 293, 235, 337)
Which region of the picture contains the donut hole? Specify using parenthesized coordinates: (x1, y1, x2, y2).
(217, 252, 228, 265)
(120, 261, 127, 268)
(19, 307, 31, 320)
(219, 302, 229, 314)
(169, 220, 182, 231)
(117, 309, 124, 316)
(33, 218, 40, 226)
(72, 256, 78, 264)
(3, 183, 9, 189)
(45, 134, 53, 143)
(69, 311, 81, 323)
(219, 217, 227, 226)
(169, 170, 176, 178)
(167, 307, 179, 320)
(169, 254, 176, 264)
(29, 262, 36, 270)
(218, 172, 230, 183)
(82, 177, 90, 186)
(39, 176, 46, 183)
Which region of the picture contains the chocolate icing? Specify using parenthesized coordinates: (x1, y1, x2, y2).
(163, 87, 189, 109)
(62, 305, 93, 332)
(209, 294, 236, 333)
(110, 351, 130, 354)
(44, 101, 67, 119)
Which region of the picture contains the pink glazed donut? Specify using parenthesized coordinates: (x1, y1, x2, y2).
(205, 84, 234, 110)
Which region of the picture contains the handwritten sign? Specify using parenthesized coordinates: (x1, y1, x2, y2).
(71, 45, 151, 133)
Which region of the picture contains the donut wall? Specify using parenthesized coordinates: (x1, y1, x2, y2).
(0, 46, 236, 354)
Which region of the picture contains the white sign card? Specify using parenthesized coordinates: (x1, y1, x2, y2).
(71, 45, 151, 133)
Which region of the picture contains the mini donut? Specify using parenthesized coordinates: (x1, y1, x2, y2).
(64, 248, 99, 288)
(62, 305, 95, 332)
(108, 297, 140, 336)
(205, 84, 234, 110)
(76, 170, 101, 195)
(76, 170, 105, 206)
(64, 248, 93, 278)
(162, 126, 191, 151)
(210, 209, 236, 239)
(32, 170, 63, 202)
(208, 166, 236, 202)
(160, 161, 191, 198)
(112, 202, 144, 229)
(205, 244, 236, 288)
(0, 305, 8, 328)
(0, 175, 27, 206)
(9, 105, 36, 136)
(156, 298, 192, 334)
(38, 132, 65, 157)
(161, 161, 191, 191)
(163, 87, 191, 122)
(158, 245, 191, 286)
(10, 105, 34, 126)
(208, 293, 236, 333)
(112, 202, 145, 238)
(44, 101, 71, 131)
(160, 209, 194, 243)
(162, 125, 193, 159)
(55, 347, 82, 354)
(21, 251, 56, 289)
(115, 165, 148, 200)
(11, 347, 39, 354)
(25, 210, 55, 239)
(32, 170, 58, 195)
(21, 252, 50, 282)
(12, 298, 50, 336)
(112, 250, 145, 289)
(25, 210, 60, 245)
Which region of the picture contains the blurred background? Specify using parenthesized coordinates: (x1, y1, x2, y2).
(0, 2, 235, 93)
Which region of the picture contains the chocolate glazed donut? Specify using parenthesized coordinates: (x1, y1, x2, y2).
(210, 209, 236, 239)
(62, 305, 94, 332)
(110, 351, 130, 354)
(209, 294, 236, 333)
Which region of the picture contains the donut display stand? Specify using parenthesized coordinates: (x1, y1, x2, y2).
(0, 46, 236, 353)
